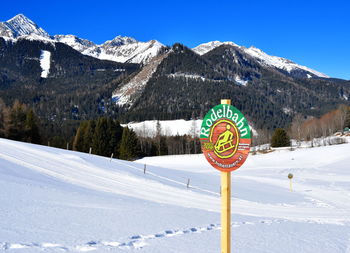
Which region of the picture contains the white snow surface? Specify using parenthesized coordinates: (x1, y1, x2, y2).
(1, 138, 350, 252)
(39, 50, 51, 78)
(234, 75, 248, 86)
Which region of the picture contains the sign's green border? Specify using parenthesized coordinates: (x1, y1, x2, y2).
(200, 104, 251, 139)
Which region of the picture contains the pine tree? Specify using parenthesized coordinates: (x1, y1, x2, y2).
(7, 100, 27, 141)
(0, 98, 8, 138)
(25, 109, 41, 144)
(73, 121, 88, 151)
(119, 127, 141, 160)
(107, 119, 123, 157)
(92, 117, 110, 156)
(271, 128, 290, 147)
(83, 120, 96, 153)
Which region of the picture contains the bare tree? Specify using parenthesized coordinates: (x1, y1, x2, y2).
(290, 114, 304, 146)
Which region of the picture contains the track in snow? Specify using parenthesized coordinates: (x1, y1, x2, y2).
(0, 219, 292, 251)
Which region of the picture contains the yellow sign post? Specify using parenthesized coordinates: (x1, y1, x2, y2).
(200, 99, 251, 253)
(288, 173, 293, 192)
(221, 99, 231, 253)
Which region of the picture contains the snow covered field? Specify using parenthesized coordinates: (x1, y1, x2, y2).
(123, 119, 257, 137)
(122, 119, 202, 137)
(0, 138, 350, 252)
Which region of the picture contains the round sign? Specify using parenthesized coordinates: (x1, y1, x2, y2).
(288, 173, 293, 179)
(200, 104, 251, 172)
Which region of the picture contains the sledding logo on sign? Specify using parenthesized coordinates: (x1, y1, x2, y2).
(200, 104, 251, 172)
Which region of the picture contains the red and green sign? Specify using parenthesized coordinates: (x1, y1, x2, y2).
(200, 104, 251, 172)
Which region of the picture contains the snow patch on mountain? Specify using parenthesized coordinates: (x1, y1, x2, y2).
(243, 46, 329, 78)
(192, 41, 239, 55)
(97, 39, 164, 64)
(40, 50, 51, 78)
(54, 34, 96, 52)
(283, 107, 293, 115)
(234, 75, 248, 86)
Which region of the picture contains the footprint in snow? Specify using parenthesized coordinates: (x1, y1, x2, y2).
(130, 235, 142, 240)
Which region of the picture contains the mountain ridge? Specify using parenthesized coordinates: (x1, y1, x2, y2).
(0, 14, 330, 77)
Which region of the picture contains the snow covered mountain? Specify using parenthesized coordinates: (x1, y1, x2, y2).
(193, 41, 329, 78)
(0, 14, 331, 75)
(55, 34, 165, 64)
(192, 41, 239, 55)
(0, 14, 165, 64)
(0, 14, 49, 39)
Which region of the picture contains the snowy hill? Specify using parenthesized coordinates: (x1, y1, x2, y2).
(193, 41, 329, 78)
(1, 138, 350, 252)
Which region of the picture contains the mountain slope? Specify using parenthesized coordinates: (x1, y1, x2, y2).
(0, 37, 139, 129)
(118, 43, 350, 130)
(193, 41, 329, 79)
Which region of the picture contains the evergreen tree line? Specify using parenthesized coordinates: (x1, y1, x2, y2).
(138, 135, 201, 157)
(0, 99, 41, 144)
(72, 117, 141, 160)
(73, 117, 202, 160)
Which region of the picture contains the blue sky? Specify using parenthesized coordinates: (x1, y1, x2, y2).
(2, 0, 349, 79)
